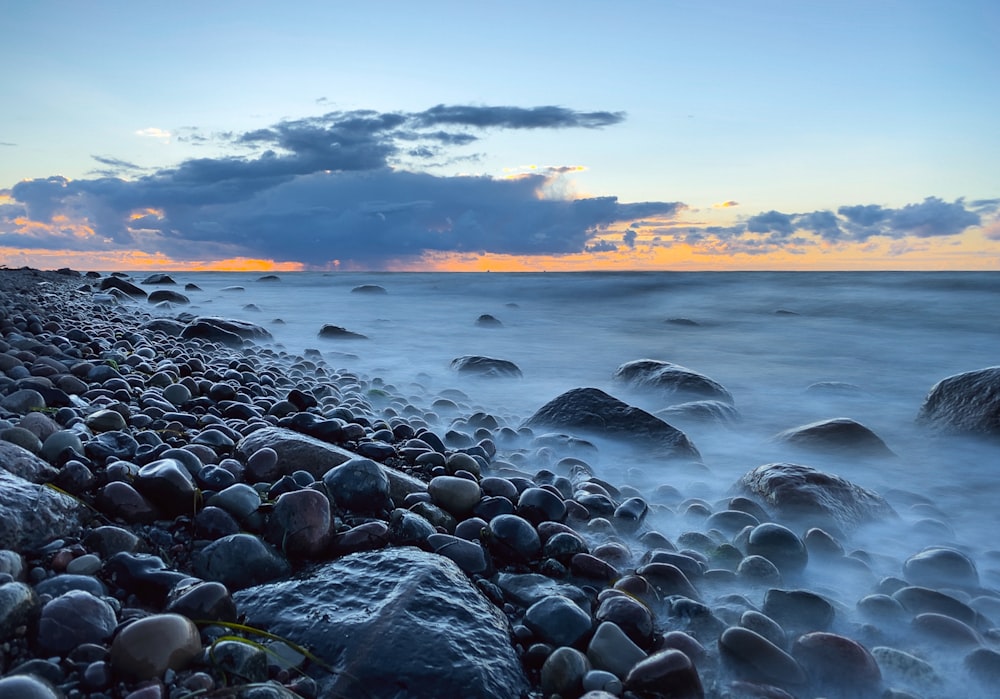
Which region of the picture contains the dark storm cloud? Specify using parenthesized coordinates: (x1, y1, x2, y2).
(1, 104, 688, 267)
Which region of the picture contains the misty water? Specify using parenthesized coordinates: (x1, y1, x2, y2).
(149, 270, 999, 695)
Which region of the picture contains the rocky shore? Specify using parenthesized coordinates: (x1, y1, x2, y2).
(0, 266, 998, 699)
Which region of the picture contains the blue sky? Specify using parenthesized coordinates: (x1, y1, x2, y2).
(2, 0, 998, 270)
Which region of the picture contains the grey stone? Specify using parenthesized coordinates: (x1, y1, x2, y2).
(917, 366, 1000, 436)
(0, 470, 87, 550)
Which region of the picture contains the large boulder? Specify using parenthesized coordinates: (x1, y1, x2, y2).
(613, 359, 734, 405)
(917, 367, 1000, 437)
(236, 427, 426, 501)
(98, 276, 146, 298)
(181, 317, 272, 346)
(735, 463, 895, 533)
(772, 418, 894, 457)
(234, 547, 529, 699)
(0, 440, 58, 481)
(451, 355, 523, 378)
(0, 469, 89, 549)
(148, 290, 190, 305)
(524, 387, 699, 460)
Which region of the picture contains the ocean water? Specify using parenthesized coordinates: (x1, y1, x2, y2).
(139, 270, 1000, 691)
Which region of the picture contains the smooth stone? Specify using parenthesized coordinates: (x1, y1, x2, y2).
(772, 417, 894, 457)
(497, 572, 592, 611)
(110, 613, 202, 681)
(85, 408, 127, 432)
(210, 483, 261, 520)
(65, 553, 102, 575)
(595, 594, 654, 648)
(718, 626, 807, 688)
(803, 527, 845, 558)
(635, 562, 701, 600)
(746, 523, 808, 575)
(0, 426, 43, 453)
(485, 514, 541, 562)
(165, 580, 238, 623)
(0, 675, 64, 699)
(0, 582, 40, 638)
(426, 533, 490, 576)
(428, 475, 482, 517)
(582, 669, 622, 695)
(892, 585, 983, 629)
(134, 458, 198, 517)
(613, 358, 733, 404)
(37, 590, 117, 654)
(525, 594, 593, 647)
(911, 612, 982, 647)
(272, 488, 331, 558)
(40, 430, 84, 462)
(739, 610, 786, 648)
(450, 355, 522, 378)
(210, 639, 268, 683)
(612, 496, 649, 533)
(791, 631, 881, 696)
(323, 457, 392, 514)
(625, 649, 704, 698)
(587, 621, 647, 679)
(35, 574, 106, 598)
(388, 508, 437, 548)
(193, 505, 240, 540)
(965, 647, 1000, 685)
(103, 552, 190, 606)
(903, 546, 979, 589)
(541, 646, 591, 697)
(517, 487, 566, 524)
(161, 383, 192, 407)
(193, 534, 291, 591)
(1, 388, 46, 414)
(762, 588, 834, 633)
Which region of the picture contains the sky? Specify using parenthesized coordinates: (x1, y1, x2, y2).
(1, 0, 998, 272)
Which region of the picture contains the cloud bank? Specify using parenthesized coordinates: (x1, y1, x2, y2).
(0, 104, 993, 269)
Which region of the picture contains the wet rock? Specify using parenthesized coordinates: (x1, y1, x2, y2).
(497, 572, 591, 611)
(109, 613, 202, 681)
(37, 590, 117, 654)
(613, 359, 734, 404)
(165, 580, 238, 623)
(427, 533, 490, 576)
(792, 631, 881, 697)
(317, 324, 368, 340)
(182, 316, 272, 345)
(595, 594, 654, 649)
(428, 475, 482, 517)
(541, 647, 591, 697)
(916, 366, 1000, 436)
(323, 457, 392, 514)
(525, 594, 593, 646)
(586, 621, 646, 679)
(517, 487, 566, 524)
(657, 399, 740, 426)
(485, 514, 541, 563)
(475, 314, 503, 327)
(0, 470, 87, 550)
(746, 523, 808, 575)
(636, 562, 701, 600)
(762, 589, 834, 633)
(892, 585, 983, 629)
(193, 533, 290, 591)
(85, 409, 127, 432)
(911, 611, 982, 647)
(772, 417, 894, 456)
(133, 458, 198, 517)
(272, 488, 331, 557)
(965, 647, 1000, 685)
(104, 552, 190, 606)
(872, 646, 940, 688)
(903, 546, 979, 589)
(147, 290, 189, 305)
(0, 581, 39, 638)
(625, 649, 704, 698)
(450, 355, 522, 378)
(719, 626, 806, 689)
(235, 547, 529, 699)
(351, 284, 386, 294)
(524, 387, 700, 459)
(142, 273, 176, 284)
(0, 674, 64, 699)
(735, 462, 895, 533)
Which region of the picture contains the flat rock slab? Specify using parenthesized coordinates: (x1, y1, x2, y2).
(235, 547, 529, 699)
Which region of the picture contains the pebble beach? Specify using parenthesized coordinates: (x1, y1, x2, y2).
(0, 265, 999, 699)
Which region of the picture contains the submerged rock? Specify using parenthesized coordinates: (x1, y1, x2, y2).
(451, 355, 523, 378)
(524, 387, 699, 459)
(317, 324, 368, 340)
(917, 366, 1000, 437)
(235, 547, 529, 699)
(772, 417, 894, 457)
(613, 359, 734, 405)
(350, 284, 386, 294)
(735, 462, 895, 533)
(181, 317, 272, 346)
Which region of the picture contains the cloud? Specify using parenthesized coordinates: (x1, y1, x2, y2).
(1, 104, 686, 269)
(713, 200, 739, 208)
(0, 141, 16, 147)
(135, 128, 171, 143)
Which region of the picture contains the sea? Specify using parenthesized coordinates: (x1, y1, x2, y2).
(137, 270, 999, 691)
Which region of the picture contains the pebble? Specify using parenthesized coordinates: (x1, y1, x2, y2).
(428, 475, 482, 517)
(525, 594, 593, 646)
(586, 621, 647, 679)
(110, 613, 202, 681)
(540, 646, 591, 696)
(0, 674, 64, 699)
(37, 589, 117, 653)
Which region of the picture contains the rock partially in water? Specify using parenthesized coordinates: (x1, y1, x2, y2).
(142, 273, 176, 284)
(317, 324, 368, 340)
(99, 276, 146, 297)
(524, 387, 700, 460)
(613, 359, 734, 405)
(234, 547, 529, 699)
(735, 462, 895, 533)
(181, 316, 272, 346)
(903, 546, 979, 590)
(792, 631, 881, 697)
(147, 289, 190, 305)
(657, 400, 741, 426)
(351, 284, 386, 294)
(917, 366, 1000, 437)
(772, 417, 895, 457)
(451, 355, 522, 378)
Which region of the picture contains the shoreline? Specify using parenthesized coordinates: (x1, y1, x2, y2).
(0, 266, 997, 699)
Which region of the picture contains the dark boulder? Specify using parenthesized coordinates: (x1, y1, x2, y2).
(524, 387, 699, 459)
(735, 463, 895, 534)
(475, 314, 503, 327)
(772, 417, 894, 457)
(613, 359, 734, 405)
(181, 317, 272, 346)
(0, 469, 88, 550)
(234, 547, 529, 699)
(148, 290, 190, 305)
(451, 355, 522, 378)
(318, 324, 368, 340)
(350, 284, 387, 294)
(98, 276, 146, 298)
(140, 319, 185, 336)
(917, 366, 1000, 437)
(142, 273, 176, 284)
